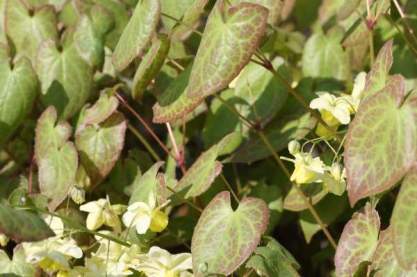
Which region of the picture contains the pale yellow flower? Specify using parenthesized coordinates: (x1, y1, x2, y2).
(0, 234, 9, 247)
(310, 92, 352, 125)
(136, 246, 193, 277)
(122, 193, 168, 234)
(79, 197, 125, 231)
(323, 163, 346, 196)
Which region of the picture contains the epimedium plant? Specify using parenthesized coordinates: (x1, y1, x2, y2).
(0, 0, 417, 276)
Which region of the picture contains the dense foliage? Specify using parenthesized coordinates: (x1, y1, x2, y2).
(0, 0, 416, 276)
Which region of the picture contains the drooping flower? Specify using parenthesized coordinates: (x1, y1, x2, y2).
(323, 162, 347, 196)
(122, 193, 169, 235)
(310, 92, 352, 126)
(135, 246, 193, 277)
(343, 71, 366, 113)
(79, 197, 125, 231)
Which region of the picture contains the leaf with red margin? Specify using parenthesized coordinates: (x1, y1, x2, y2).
(391, 167, 417, 271)
(335, 203, 380, 276)
(344, 76, 417, 205)
(153, 1, 268, 123)
(191, 191, 269, 276)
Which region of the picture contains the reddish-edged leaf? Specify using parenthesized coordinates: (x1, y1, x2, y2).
(191, 191, 269, 276)
(335, 203, 380, 276)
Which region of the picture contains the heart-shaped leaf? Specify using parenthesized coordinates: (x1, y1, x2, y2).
(191, 191, 269, 276)
(76, 112, 126, 186)
(171, 0, 209, 40)
(0, 246, 35, 276)
(112, 0, 160, 71)
(5, 0, 58, 61)
(36, 40, 93, 119)
(344, 76, 417, 205)
(0, 46, 38, 145)
(176, 133, 239, 198)
(371, 227, 417, 276)
(35, 107, 78, 210)
(153, 1, 268, 123)
(302, 31, 350, 81)
(132, 35, 170, 100)
(391, 167, 417, 270)
(334, 203, 380, 276)
(0, 203, 54, 242)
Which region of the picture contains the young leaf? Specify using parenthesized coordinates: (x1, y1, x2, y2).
(0, 46, 38, 145)
(170, 0, 209, 40)
(153, 1, 268, 123)
(191, 191, 269, 276)
(344, 77, 417, 205)
(35, 107, 78, 210)
(0, 204, 54, 242)
(0, 246, 35, 276)
(36, 40, 93, 119)
(334, 203, 380, 277)
(364, 40, 393, 100)
(129, 162, 164, 205)
(76, 112, 126, 186)
(5, 0, 58, 61)
(112, 0, 160, 71)
(132, 35, 170, 100)
(302, 31, 350, 81)
(283, 182, 328, 212)
(391, 167, 417, 270)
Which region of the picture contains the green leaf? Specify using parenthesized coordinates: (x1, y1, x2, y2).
(78, 89, 119, 128)
(76, 112, 126, 186)
(229, 0, 283, 25)
(5, 0, 58, 61)
(364, 40, 393, 100)
(302, 31, 350, 81)
(176, 133, 239, 198)
(344, 76, 417, 205)
(246, 237, 300, 277)
(0, 204, 54, 242)
(129, 162, 164, 205)
(170, 0, 209, 40)
(371, 227, 417, 277)
(35, 107, 78, 210)
(191, 191, 269, 276)
(0, 47, 38, 145)
(153, 1, 269, 123)
(391, 167, 417, 270)
(36, 40, 94, 119)
(132, 35, 171, 100)
(283, 182, 328, 212)
(231, 112, 316, 163)
(0, 246, 35, 276)
(112, 0, 160, 71)
(334, 203, 380, 277)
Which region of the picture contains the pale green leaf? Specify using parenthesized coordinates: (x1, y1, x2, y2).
(5, 0, 58, 61)
(129, 162, 164, 205)
(283, 182, 328, 212)
(0, 247, 35, 276)
(334, 203, 380, 277)
(344, 76, 417, 205)
(36, 40, 94, 119)
(112, 0, 160, 71)
(0, 204, 54, 242)
(191, 191, 269, 276)
(229, 0, 283, 25)
(0, 46, 38, 145)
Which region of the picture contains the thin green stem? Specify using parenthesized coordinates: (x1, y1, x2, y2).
(166, 186, 203, 213)
(369, 31, 374, 66)
(220, 174, 240, 203)
(127, 123, 161, 162)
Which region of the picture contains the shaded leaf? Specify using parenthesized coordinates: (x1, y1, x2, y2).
(132, 35, 171, 100)
(35, 107, 78, 210)
(153, 1, 268, 123)
(391, 167, 417, 270)
(5, 0, 58, 61)
(344, 77, 417, 205)
(0, 204, 54, 242)
(283, 182, 328, 212)
(191, 191, 269, 276)
(36, 40, 93, 119)
(0, 46, 38, 145)
(112, 0, 160, 71)
(334, 203, 380, 277)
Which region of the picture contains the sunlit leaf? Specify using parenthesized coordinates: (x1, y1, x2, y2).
(129, 162, 164, 205)
(391, 167, 417, 270)
(36, 40, 93, 119)
(344, 77, 417, 205)
(0, 246, 35, 276)
(112, 0, 160, 71)
(0, 46, 38, 145)
(334, 203, 380, 276)
(132, 35, 170, 100)
(35, 107, 78, 210)
(229, 0, 282, 25)
(5, 0, 58, 61)
(191, 191, 269, 276)
(0, 204, 54, 242)
(153, 1, 268, 123)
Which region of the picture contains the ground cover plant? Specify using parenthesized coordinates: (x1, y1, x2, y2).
(0, 0, 416, 276)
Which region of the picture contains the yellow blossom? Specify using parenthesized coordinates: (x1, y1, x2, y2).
(79, 197, 125, 231)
